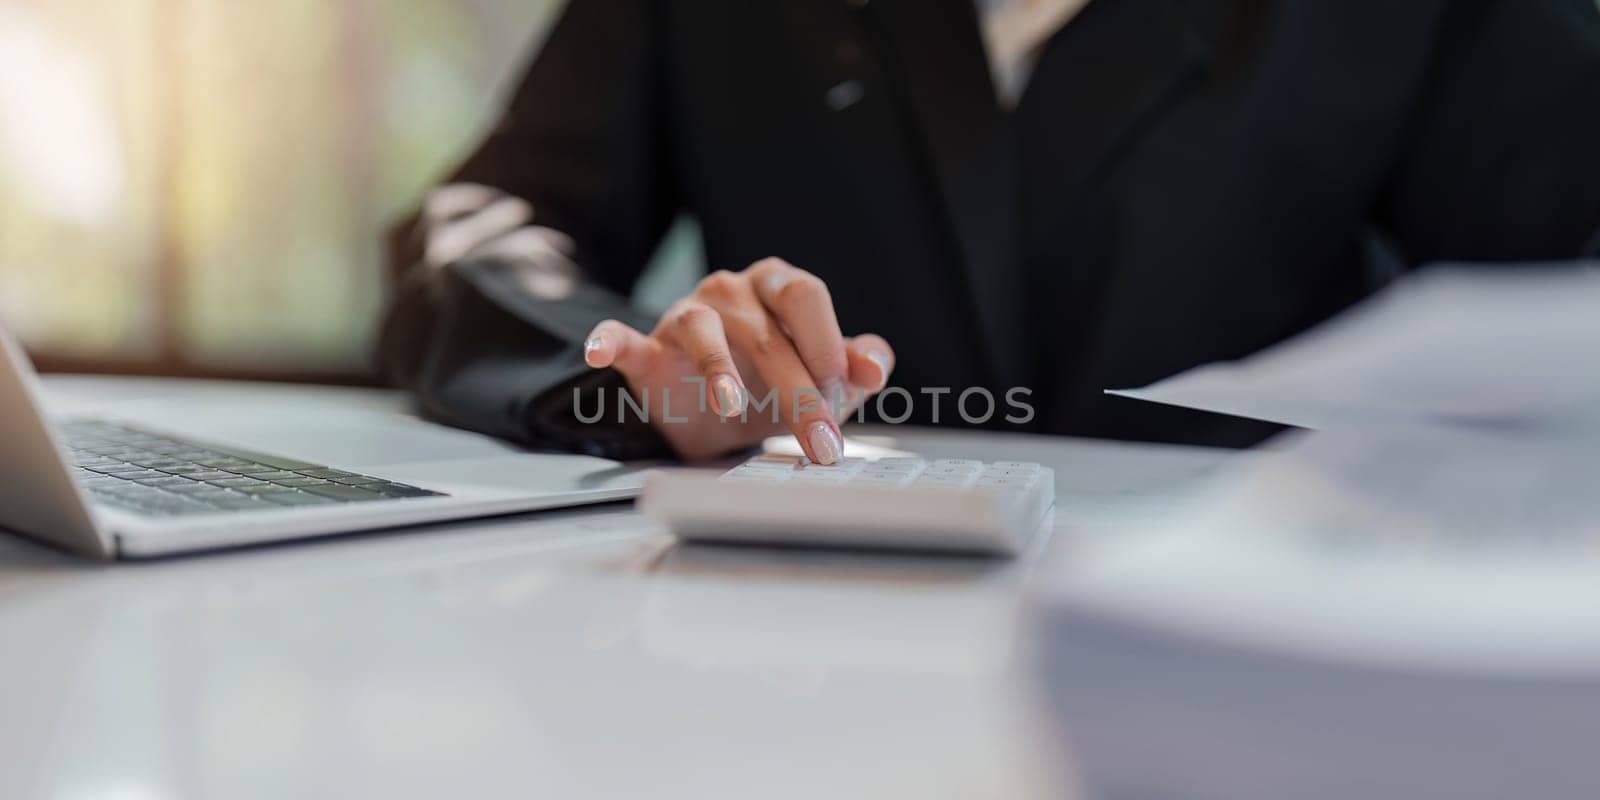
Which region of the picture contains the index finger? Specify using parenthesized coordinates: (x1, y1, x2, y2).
(724, 312, 843, 465)
(748, 259, 849, 409)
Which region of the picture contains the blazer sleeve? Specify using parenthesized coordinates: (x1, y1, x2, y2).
(375, 0, 678, 459)
(1381, 0, 1600, 262)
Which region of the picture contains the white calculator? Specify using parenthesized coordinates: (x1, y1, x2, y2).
(639, 454, 1055, 555)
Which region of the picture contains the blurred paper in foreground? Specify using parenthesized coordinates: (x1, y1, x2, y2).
(1109, 263, 1600, 433)
(1061, 265, 1600, 676)
(1044, 427, 1600, 677)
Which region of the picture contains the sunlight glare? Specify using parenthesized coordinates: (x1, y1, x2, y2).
(0, 8, 126, 227)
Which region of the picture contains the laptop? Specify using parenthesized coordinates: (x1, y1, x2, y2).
(0, 326, 647, 559)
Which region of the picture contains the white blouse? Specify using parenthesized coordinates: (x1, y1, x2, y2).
(975, 0, 1094, 107)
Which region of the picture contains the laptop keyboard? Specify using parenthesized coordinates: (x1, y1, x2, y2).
(60, 420, 444, 517)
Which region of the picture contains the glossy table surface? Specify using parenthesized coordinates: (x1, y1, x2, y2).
(1, 376, 1240, 800)
(10, 377, 1600, 798)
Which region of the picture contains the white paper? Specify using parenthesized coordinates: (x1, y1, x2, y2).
(1065, 263, 1600, 676)
(1109, 263, 1600, 434)
(1042, 426, 1600, 676)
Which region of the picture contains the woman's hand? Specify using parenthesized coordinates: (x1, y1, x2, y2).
(581, 258, 895, 463)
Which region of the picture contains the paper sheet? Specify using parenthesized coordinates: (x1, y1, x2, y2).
(1042, 426, 1600, 676)
(1109, 263, 1600, 434)
(1069, 263, 1600, 675)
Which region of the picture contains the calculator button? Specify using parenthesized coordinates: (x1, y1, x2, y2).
(787, 470, 851, 483)
(723, 469, 788, 482)
(862, 471, 923, 484)
(975, 476, 1035, 487)
(853, 476, 911, 487)
(913, 474, 973, 487)
(793, 472, 858, 482)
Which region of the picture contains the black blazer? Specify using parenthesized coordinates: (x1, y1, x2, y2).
(378, 0, 1600, 456)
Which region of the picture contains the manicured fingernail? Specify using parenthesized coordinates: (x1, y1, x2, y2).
(807, 421, 842, 465)
(712, 375, 745, 418)
(761, 273, 791, 297)
(866, 351, 891, 390)
(583, 336, 603, 365)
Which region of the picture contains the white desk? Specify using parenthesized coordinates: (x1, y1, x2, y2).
(0, 376, 1235, 799)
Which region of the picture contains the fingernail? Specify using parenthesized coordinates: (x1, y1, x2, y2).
(761, 273, 791, 297)
(583, 336, 603, 365)
(866, 351, 891, 390)
(712, 375, 745, 418)
(807, 421, 842, 465)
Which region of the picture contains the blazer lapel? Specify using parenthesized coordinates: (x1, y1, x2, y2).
(861, 0, 1209, 390)
(862, 0, 1025, 388)
(1019, 0, 1211, 188)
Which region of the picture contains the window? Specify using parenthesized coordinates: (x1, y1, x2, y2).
(0, 0, 565, 379)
